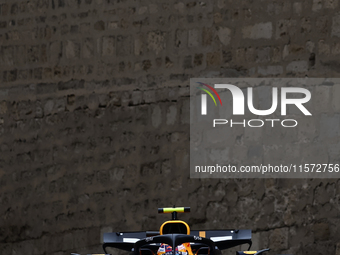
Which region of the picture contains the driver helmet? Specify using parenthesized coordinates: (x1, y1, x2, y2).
(157, 243, 188, 255)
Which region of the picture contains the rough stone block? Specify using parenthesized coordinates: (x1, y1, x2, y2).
(332, 42, 340, 54)
(43, 99, 54, 115)
(83, 38, 94, 58)
(242, 22, 272, 39)
(183, 55, 192, 69)
(202, 27, 213, 46)
(318, 40, 330, 55)
(188, 29, 201, 47)
(194, 53, 203, 66)
(256, 47, 271, 63)
(36, 83, 57, 94)
(58, 80, 84, 91)
(276, 19, 297, 39)
(0, 101, 7, 115)
(142, 60, 151, 71)
(180, 99, 190, 124)
(301, 17, 312, 34)
(151, 105, 162, 128)
(286, 60, 308, 73)
(269, 228, 288, 250)
(293, 2, 302, 14)
(117, 35, 132, 56)
(65, 40, 80, 59)
(325, 0, 338, 8)
(336, 242, 340, 255)
(94, 20, 105, 30)
(49, 41, 61, 64)
(206, 52, 221, 66)
(175, 29, 187, 48)
(14, 45, 26, 66)
(109, 167, 124, 180)
(131, 90, 142, 105)
(258, 66, 283, 76)
(138, 6, 147, 15)
(17, 70, 30, 81)
(102, 36, 115, 56)
(147, 31, 165, 55)
(143, 90, 156, 103)
(312, 0, 322, 11)
(313, 223, 330, 241)
(27, 45, 39, 63)
(332, 13, 340, 37)
(216, 26, 231, 45)
(62, 232, 74, 251)
(149, 4, 158, 14)
(108, 21, 119, 30)
(173, 2, 185, 14)
(134, 37, 143, 56)
(166, 105, 177, 125)
(306, 41, 315, 53)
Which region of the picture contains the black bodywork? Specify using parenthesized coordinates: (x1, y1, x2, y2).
(103, 229, 252, 255)
(72, 207, 270, 255)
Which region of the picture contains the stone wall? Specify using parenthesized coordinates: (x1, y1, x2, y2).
(0, 0, 340, 255)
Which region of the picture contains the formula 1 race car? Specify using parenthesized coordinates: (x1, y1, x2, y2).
(73, 207, 270, 255)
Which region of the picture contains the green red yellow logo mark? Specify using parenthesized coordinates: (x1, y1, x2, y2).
(197, 82, 223, 106)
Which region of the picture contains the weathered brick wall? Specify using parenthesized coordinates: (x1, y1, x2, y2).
(1, 0, 340, 255)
